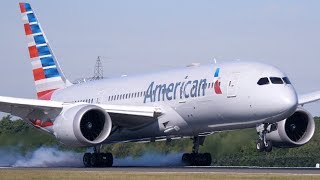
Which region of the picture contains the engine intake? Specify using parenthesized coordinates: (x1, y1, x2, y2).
(285, 111, 309, 142)
(80, 109, 106, 141)
(265, 108, 315, 148)
(53, 104, 112, 147)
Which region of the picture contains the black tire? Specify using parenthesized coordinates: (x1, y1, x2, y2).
(256, 139, 265, 152)
(189, 153, 196, 166)
(100, 153, 113, 167)
(83, 153, 92, 167)
(265, 140, 273, 152)
(182, 153, 191, 165)
(203, 153, 212, 166)
(90, 153, 100, 167)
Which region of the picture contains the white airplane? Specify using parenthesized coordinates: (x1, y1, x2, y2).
(5, 2, 318, 167)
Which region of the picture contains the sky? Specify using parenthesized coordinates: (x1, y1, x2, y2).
(1, 1, 320, 115)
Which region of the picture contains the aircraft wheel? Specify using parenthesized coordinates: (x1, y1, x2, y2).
(256, 139, 265, 152)
(83, 153, 92, 167)
(182, 153, 191, 165)
(100, 153, 113, 167)
(203, 153, 212, 166)
(265, 140, 273, 152)
(90, 153, 101, 167)
(183, 153, 212, 166)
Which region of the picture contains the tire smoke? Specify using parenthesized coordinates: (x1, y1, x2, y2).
(0, 147, 83, 167)
(0, 146, 184, 167)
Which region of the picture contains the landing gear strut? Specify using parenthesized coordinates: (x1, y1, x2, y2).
(83, 145, 113, 167)
(182, 136, 212, 166)
(256, 123, 276, 152)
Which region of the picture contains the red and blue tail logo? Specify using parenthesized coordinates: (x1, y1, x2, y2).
(19, 3, 70, 100)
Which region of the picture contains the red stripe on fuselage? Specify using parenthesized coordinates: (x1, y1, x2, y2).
(37, 89, 57, 100)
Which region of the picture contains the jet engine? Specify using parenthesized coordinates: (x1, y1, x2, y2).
(53, 104, 112, 147)
(265, 107, 315, 148)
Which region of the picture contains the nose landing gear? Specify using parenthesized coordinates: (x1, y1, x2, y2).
(182, 136, 212, 166)
(256, 123, 276, 152)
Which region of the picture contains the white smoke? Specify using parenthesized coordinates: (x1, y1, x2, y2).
(0, 147, 83, 167)
(0, 146, 184, 167)
(13, 147, 83, 167)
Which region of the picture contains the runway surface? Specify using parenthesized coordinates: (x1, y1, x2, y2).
(2, 166, 320, 175)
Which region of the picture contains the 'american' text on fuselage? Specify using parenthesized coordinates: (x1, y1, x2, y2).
(144, 79, 207, 103)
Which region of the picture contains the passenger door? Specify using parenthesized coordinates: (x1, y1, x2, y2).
(227, 72, 240, 98)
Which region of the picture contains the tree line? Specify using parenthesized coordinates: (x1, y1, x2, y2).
(1, 115, 320, 167)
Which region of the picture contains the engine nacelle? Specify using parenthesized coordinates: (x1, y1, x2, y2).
(265, 108, 315, 148)
(53, 104, 112, 147)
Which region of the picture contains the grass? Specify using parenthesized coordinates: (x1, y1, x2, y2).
(1, 170, 320, 180)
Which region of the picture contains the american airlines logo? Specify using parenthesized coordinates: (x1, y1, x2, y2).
(213, 68, 222, 94)
(143, 68, 222, 103)
(144, 79, 208, 103)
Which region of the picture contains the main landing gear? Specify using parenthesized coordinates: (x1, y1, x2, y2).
(83, 146, 113, 167)
(256, 123, 276, 152)
(182, 136, 212, 166)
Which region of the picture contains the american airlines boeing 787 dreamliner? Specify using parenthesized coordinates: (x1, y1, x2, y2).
(3, 2, 319, 167)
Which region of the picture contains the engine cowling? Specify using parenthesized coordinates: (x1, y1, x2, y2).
(265, 107, 315, 148)
(53, 104, 112, 147)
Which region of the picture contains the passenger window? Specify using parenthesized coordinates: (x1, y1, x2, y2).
(282, 77, 291, 84)
(257, 77, 269, 85)
(270, 77, 283, 84)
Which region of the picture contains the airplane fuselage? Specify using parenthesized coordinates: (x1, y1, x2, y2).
(51, 61, 298, 143)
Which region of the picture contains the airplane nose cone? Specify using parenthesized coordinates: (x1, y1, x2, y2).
(278, 88, 298, 115)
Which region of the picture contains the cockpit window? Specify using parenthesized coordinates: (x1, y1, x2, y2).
(282, 77, 291, 84)
(257, 77, 269, 85)
(270, 77, 283, 84)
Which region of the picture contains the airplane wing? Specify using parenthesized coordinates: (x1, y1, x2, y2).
(0, 96, 161, 128)
(298, 91, 320, 105)
(0, 96, 64, 120)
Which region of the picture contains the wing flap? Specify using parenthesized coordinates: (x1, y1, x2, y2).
(98, 104, 162, 117)
(97, 104, 162, 128)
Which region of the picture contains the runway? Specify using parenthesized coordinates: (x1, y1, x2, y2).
(2, 166, 320, 175)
